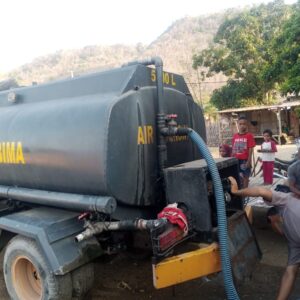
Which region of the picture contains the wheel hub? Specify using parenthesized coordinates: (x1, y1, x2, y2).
(12, 256, 42, 300)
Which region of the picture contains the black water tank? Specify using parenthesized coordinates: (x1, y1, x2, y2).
(0, 64, 206, 206)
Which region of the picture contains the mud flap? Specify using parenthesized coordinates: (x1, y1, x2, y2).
(0, 207, 103, 275)
(227, 210, 261, 282)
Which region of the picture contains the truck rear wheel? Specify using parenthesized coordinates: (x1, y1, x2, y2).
(3, 235, 72, 300)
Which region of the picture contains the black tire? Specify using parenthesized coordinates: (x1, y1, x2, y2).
(71, 263, 95, 299)
(3, 235, 72, 300)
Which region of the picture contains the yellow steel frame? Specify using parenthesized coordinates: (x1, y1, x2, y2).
(152, 243, 221, 289)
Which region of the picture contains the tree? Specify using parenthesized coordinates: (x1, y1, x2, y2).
(193, 0, 291, 109)
(263, 1, 300, 95)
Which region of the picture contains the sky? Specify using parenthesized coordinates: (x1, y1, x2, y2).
(0, 0, 296, 73)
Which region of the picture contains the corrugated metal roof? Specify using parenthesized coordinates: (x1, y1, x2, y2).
(218, 100, 300, 113)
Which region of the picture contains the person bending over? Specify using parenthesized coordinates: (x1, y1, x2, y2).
(287, 149, 300, 196)
(228, 176, 300, 300)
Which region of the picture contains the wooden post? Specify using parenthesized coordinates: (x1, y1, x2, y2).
(276, 110, 282, 145)
(217, 113, 222, 145)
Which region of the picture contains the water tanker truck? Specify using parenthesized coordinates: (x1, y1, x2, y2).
(0, 57, 260, 300)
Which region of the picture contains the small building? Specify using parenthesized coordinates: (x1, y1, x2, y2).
(218, 99, 300, 145)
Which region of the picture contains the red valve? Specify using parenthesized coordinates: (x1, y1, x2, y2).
(78, 212, 90, 220)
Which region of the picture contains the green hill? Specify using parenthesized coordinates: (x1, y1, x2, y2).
(1, 11, 233, 103)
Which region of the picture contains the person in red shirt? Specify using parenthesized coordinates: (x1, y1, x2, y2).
(231, 116, 256, 188)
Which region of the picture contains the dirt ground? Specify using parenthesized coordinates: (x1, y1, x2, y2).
(0, 208, 299, 300)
